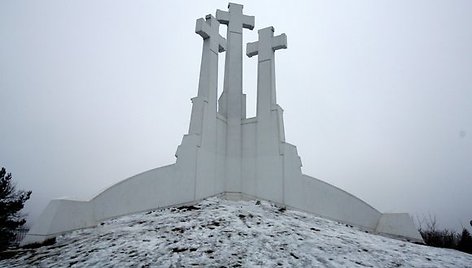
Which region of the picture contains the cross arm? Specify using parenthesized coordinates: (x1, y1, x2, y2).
(246, 41, 258, 57)
(195, 18, 210, 39)
(195, 14, 226, 53)
(217, 35, 226, 53)
(242, 15, 255, 30)
(272, 33, 287, 51)
(216, 3, 254, 31)
(215, 9, 229, 25)
(205, 14, 226, 52)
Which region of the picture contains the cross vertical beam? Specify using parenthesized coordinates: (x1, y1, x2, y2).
(216, 2, 254, 118)
(247, 26, 287, 204)
(216, 3, 254, 193)
(247, 26, 287, 118)
(188, 14, 226, 200)
(189, 15, 225, 137)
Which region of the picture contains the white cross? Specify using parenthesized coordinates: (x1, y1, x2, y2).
(246, 26, 287, 61)
(195, 14, 226, 54)
(216, 3, 254, 33)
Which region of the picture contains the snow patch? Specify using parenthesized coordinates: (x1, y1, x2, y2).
(2, 197, 471, 267)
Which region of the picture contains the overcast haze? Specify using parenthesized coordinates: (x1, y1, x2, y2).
(1, 1, 471, 231)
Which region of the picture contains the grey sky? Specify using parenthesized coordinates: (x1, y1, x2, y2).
(1, 0, 471, 231)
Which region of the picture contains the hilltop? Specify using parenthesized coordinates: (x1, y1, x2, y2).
(1, 197, 471, 267)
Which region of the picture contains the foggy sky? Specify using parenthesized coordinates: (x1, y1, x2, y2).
(1, 0, 471, 231)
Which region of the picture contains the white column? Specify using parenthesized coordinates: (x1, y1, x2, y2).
(189, 15, 226, 138)
(247, 26, 287, 120)
(216, 3, 254, 193)
(247, 26, 287, 202)
(186, 15, 226, 199)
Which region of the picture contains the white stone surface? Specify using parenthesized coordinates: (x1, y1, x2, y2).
(245, 26, 288, 203)
(376, 213, 424, 241)
(22, 3, 423, 246)
(216, 3, 254, 193)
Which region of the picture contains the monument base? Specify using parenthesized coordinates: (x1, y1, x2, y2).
(22, 164, 423, 246)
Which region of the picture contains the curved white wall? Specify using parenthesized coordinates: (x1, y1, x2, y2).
(376, 213, 424, 242)
(286, 174, 381, 229)
(21, 164, 197, 245)
(21, 199, 95, 245)
(92, 164, 193, 221)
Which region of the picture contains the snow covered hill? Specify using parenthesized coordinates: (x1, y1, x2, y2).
(2, 197, 471, 267)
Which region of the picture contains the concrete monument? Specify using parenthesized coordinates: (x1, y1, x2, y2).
(22, 3, 423, 245)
